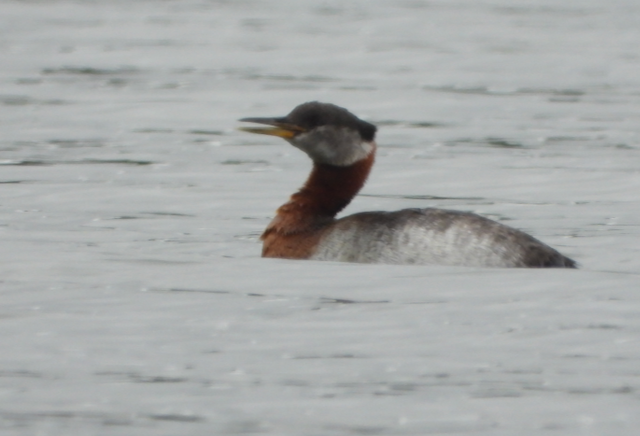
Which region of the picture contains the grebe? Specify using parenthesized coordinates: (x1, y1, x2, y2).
(239, 102, 576, 268)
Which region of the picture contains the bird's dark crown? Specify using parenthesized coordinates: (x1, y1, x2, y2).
(284, 102, 377, 142)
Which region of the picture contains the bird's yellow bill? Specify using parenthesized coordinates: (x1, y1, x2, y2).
(238, 126, 298, 139)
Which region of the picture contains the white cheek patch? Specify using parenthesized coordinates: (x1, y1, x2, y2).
(360, 141, 374, 156)
(292, 127, 375, 166)
(332, 140, 375, 166)
(314, 139, 339, 161)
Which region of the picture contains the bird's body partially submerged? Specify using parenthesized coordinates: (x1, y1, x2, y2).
(240, 102, 576, 268)
(311, 208, 575, 267)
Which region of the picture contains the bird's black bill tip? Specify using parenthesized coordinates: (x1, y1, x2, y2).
(238, 117, 282, 125)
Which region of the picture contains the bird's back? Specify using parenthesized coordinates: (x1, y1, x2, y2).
(310, 208, 576, 268)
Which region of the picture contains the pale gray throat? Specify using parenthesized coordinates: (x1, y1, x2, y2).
(288, 126, 375, 166)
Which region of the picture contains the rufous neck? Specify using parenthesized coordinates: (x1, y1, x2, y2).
(267, 146, 376, 233)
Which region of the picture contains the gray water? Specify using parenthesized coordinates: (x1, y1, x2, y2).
(1, 1, 640, 434)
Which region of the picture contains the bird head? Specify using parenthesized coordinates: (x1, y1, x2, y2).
(240, 101, 377, 166)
